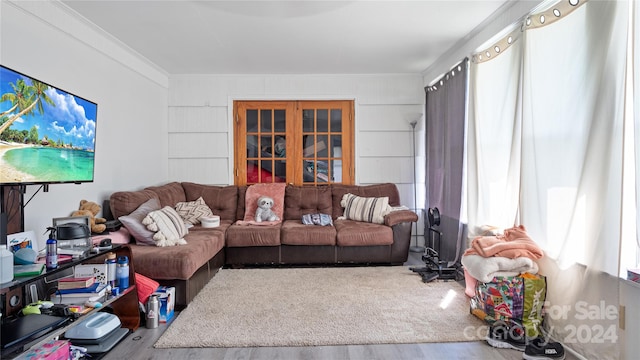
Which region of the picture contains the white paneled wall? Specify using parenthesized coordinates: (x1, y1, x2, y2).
(168, 106, 228, 132)
(168, 158, 230, 185)
(169, 133, 228, 158)
(168, 106, 230, 183)
(168, 74, 426, 243)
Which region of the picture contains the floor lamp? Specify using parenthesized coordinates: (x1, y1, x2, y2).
(409, 119, 424, 253)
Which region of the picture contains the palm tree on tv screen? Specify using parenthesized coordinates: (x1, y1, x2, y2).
(0, 79, 55, 137)
(0, 79, 32, 118)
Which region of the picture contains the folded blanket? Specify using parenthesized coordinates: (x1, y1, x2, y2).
(461, 254, 539, 283)
(464, 225, 543, 260)
(234, 220, 281, 226)
(301, 213, 333, 226)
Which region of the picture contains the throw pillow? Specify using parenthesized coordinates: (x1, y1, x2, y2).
(340, 193, 391, 224)
(142, 206, 188, 247)
(118, 197, 161, 246)
(243, 183, 286, 222)
(175, 197, 214, 225)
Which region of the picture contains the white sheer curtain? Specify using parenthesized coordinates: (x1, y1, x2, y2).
(467, 32, 523, 238)
(633, 0, 640, 274)
(520, 1, 626, 274)
(468, 1, 628, 359)
(521, 2, 626, 359)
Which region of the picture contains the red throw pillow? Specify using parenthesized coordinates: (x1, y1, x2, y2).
(135, 272, 159, 305)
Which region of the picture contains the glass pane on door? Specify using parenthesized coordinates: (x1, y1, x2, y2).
(260, 110, 272, 131)
(244, 105, 288, 184)
(302, 105, 342, 185)
(316, 135, 328, 157)
(246, 110, 258, 131)
(274, 110, 286, 132)
(247, 135, 258, 157)
(330, 135, 342, 158)
(332, 160, 343, 182)
(303, 160, 329, 184)
(317, 109, 328, 132)
(303, 109, 314, 132)
(260, 135, 273, 156)
(274, 159, 286, 180)
(330, 109, 342, 132)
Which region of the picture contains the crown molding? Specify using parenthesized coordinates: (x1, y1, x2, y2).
(5, 0, 169, 88)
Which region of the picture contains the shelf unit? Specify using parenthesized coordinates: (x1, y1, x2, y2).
(0, 245, 139, 358)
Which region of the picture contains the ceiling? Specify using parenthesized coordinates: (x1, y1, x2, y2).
(61, 0, 510, 75)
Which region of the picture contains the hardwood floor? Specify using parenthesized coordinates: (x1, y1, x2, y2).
(103, 252, 575, 360)
(105, 327, 544, 360)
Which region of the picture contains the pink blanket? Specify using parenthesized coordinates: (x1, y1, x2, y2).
(243, 183, 286, 222)
(464, 225, 543, 260)
(234, 220, 281, 226)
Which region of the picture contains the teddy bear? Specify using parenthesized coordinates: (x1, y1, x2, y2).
(255, 196, 280, 222)
(71, 199, 107, 234)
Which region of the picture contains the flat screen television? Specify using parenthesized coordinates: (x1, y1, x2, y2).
(0, 65, 97, 185)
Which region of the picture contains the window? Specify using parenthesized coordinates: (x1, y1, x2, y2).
(233, 100, 354, 185)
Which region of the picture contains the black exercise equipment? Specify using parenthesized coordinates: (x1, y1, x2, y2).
(411, 207, 464, 283)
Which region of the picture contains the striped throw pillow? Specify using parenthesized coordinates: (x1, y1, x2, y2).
(142, 206, 188, 247)
(340, 193, 391, 224)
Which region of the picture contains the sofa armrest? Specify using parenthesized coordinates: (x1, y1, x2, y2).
(384, 209, 418, 227)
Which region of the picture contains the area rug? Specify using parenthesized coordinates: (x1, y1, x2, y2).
(154, 266, 484, 348)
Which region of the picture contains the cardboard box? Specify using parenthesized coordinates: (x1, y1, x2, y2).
(152, 286, 175, 323)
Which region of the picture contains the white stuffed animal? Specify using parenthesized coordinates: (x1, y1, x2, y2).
(255, 196, 280, 222)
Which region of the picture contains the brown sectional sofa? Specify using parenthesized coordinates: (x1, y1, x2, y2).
(109, 182, 418, 308)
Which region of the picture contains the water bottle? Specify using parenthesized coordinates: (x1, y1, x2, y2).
(105, 252, 117, 288)
(45, 227, 58, 269)
(0, 248, 13, 283)
(116, 256, 129, 291)
(146, 295, 159, 329)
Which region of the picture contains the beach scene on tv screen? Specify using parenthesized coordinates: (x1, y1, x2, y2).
(0, 66, 97, 184)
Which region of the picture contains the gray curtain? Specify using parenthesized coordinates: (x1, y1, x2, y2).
(425, 58, 467, 264)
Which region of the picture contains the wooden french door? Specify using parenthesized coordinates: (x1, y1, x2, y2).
(234, 100, 354, 185)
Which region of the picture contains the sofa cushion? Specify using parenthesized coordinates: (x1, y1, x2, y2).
(284, 185, 332, 220)
(340, 193, 391, 224)
(181, 183, 239, 221)
(145, 182, 186, 208)
(334, 219, 393, 246)
(226, 223, 281, 247)
(331, 183, 401, 219)
(175, 197, 214, 225)
(281, 220, 336, 245)
(129, 230, 225, 280)
(118, 197, 161, 245)
(109, 189, 157, 219)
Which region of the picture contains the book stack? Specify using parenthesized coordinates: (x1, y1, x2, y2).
(13, 263, 45, 277)
(51, 277, 108, 305)
(58, 276, 95, 290)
